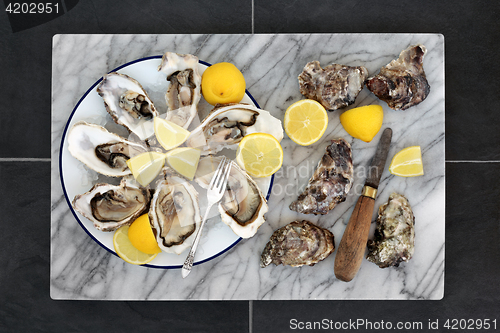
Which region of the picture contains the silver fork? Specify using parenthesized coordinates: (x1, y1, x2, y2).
(181, 157, 232, 278)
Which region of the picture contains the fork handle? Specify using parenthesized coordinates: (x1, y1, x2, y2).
(181, 202, 214, 278)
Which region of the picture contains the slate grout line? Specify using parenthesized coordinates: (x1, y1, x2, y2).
(251, 0, 254, 34)
(249, 300, 253, 333)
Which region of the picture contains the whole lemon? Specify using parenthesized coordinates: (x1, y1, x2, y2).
(201, 62, 246, 105)
(128, 214, 161, 254)
(339, 105, 384, 142)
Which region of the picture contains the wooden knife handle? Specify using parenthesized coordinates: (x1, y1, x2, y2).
(334, 195, 375, 282)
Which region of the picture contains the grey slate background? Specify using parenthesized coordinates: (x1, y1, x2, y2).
(1, 0, 499, 332)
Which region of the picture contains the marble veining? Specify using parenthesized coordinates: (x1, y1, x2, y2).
(51, 34, 444, 300)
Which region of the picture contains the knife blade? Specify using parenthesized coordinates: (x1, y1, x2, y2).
(334, 128, 392, 282)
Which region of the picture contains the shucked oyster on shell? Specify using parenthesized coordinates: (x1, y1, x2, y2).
(158, 52, 202, 129)
(97, 72, 159, 141)
(186, 103, 284, 155)
(149, 167, 202, 254)
(290, 138, 354, 215)
(260, 220, 335, 268)
(367, 193, 415, 268)
(72, 176, 151, 232)
(195, 156, 268, 239)
(67, 121, 148, 177)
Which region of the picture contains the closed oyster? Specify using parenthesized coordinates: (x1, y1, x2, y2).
(290, 138, 354, 215)
(367, 193, 415, 268)
(149, 167, 202, 254)
(158, 52, 201, 129)
(186, 103, 283, 155)
(366, 44, 430, 110)
(260, 220, 335, 268)
(72, 176, 151, 232)
(195, 156, 268, 238)
(67, 121, 148, 177)
(97, 72, 159, 140)
(298, 61, 368, 111)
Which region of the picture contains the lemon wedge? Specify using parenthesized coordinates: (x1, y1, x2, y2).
(126, 151, 166, 186)
(284, 99, 328, 146)
(113, 225, 158, 265)
(389, 146, 424, 177)
(340, 105, 384, 142)
(154, 117, 191, 150)
(128, 214, 161, 254)
(165, 147, 201, 180)
(236, 133, 283, 178)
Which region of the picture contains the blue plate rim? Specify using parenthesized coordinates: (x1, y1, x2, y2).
(59, 55, 274, 269)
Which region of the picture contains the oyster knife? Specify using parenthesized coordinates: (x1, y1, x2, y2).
(334, 128, 392, 282)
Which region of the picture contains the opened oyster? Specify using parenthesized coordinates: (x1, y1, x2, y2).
(97, 72, 159, 140)
(158, 52, 202, 129)
(149, 167, 202, 254)
(298, 61, 368, 111)
(366, 44, 430, 110)
(367, 193, 415, 268)
(290, 138, 354, 215)
(186, 103, 284, 155)
(195, 156, 268, 238)
(67, 121, 148, 177)
(72, 176, 151, 232)
(260, 220, 335, 268)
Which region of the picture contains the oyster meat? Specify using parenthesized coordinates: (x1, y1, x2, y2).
(149, 167, 202, 254)
(260, 220, 335, 268)
(290, 138, 354, 215)
(72, 176, 151, 232)
(367, 193, 415, 268)
(366, 44, 430, 110)
(195, 156, 268, 238)
(67, 121, 148, 177)
(158, 52, 201, 129)
(298, 61, 368, 111)
(97, 72, 159, 140)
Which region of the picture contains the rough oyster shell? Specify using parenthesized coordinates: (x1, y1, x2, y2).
(186, 103, 284, 155)
(97, 72, 159, 140)
(72, 176, 151, 232)
(260, 220, 335, 268)
(367, 193, 415, 268)
(290, 138, 354, 215)
(149, 167, 202, 254)
(67, 121, 148, 177)
(158, 52, 201, 129)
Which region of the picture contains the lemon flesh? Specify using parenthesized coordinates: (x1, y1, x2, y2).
(339, 105, 384, 142)
(201, 62, 246, 105)
(113, 225, 158, 265)
(128, 214, 161, 254)
(154, 117, 191, 151)
(126, 151, 166, 186)
(284, 99, 328, 146)
(389, 146, 424, 177)
(165, 147, 201, 180)
(236, 133, 283, 178)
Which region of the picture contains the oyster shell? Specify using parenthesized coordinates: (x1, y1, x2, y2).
(195, 156, 268, 238)
(72, 176, 151, 232)
(260, 220, 335, 268)
(366, 44, 430, 110)
(186, 103, 284, 155)
(67, 121, 148, 177)
(149, 167, 202, 254)
(290, 138, 354, 215)
(367, 193, 415, 268)
(158, 52, 201, 129)
(97, 72, 159, 140)
(298, 61, 368, 111)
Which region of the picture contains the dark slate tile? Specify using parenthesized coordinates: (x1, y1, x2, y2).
(0, 162, 249, 332)
(253, 162, 500, 330)
(254, 0, 500, 161)
(0, 0, 252, 158)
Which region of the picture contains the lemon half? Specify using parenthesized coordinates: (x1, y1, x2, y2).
(284, 99, 328, 146)
(113, 225, 158, 265)
(339, 105, 383, 142)
(236, 133, 283, 178)
(201, 62, 246, 105)
(128, 214, 161, 255)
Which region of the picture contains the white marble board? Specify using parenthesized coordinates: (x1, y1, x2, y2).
(51, 34, 445, 300)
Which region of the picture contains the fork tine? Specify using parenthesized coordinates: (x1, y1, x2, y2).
(218, 161, 232, 194)
(208, 157, 227, 190)
(215, 158, 230, 190)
